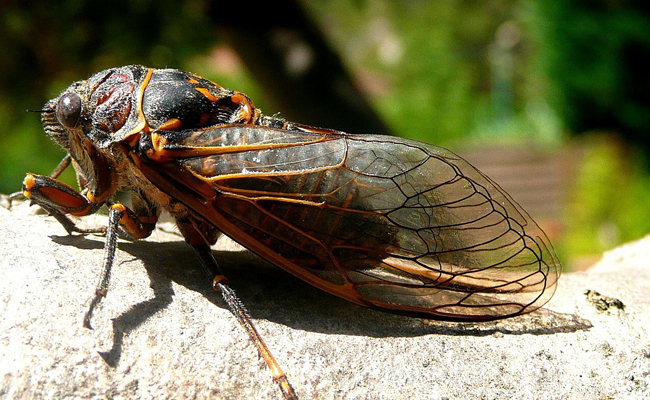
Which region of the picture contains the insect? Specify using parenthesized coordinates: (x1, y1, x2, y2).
(14, 65, 561, 399)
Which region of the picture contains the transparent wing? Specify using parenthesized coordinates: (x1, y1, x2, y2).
(138, 124, 561, 321)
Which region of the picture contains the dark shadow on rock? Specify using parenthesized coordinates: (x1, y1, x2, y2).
(51, 233, 106, 250)
(50, 233, 591, 345)
(97, 280, 175, 367)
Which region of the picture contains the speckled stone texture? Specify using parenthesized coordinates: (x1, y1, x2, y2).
(1, 200, 648, 399)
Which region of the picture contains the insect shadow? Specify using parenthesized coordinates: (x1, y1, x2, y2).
(50, 233, 590, 367)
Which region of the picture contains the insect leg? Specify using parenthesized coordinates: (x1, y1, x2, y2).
(20, 173, 105, 234)
(82, 203, 158, 328)
(83, 204, 122, 328)
(48, 154, 73, 179)
(7, 154, 72, 208)
(192, 244, 298, 400)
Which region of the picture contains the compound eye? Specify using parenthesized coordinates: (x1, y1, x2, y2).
(56, 93, 82, 128)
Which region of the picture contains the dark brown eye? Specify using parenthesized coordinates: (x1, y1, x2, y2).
(56, 93, 82, 128)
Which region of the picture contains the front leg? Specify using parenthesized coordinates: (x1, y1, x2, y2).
(20, 172, 160, 240)
(21, 173, 105, 234)
(7, 154, 72, 208)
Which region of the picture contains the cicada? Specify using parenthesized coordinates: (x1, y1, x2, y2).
(15, 65, 561, 399)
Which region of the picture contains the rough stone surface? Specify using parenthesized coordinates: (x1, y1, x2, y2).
(1, 199, 648, 400)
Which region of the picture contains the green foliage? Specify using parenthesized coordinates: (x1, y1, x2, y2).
(302, 0, 531, 144)
(564, 136, 622, 256)
(563, 136, 650, 266)
(525, 0, 650, 265)
(529, 0, 650, 145)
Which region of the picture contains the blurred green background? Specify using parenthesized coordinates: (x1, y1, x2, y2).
(1, 0, 648, 271)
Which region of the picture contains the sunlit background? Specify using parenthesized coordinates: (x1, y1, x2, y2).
(1, 0, 648, 272)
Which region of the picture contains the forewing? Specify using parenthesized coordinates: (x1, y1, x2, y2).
(138, 125, 561, 321)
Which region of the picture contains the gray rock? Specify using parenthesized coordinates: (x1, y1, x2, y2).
(1, 200, 648, 399)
